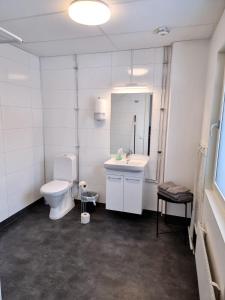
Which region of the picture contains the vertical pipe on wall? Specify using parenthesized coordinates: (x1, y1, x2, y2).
(74, 54, 80, 186)
(146, 46, 172, 184)
(133, 114, 136, 154)
(157, 46, 172, 183)
(39, 57, 47, 184)
(155, 46, 172, 214)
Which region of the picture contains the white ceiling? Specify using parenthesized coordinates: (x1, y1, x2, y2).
(0, 0, 224, 56)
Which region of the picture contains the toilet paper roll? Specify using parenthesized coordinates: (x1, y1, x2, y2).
(81, 212, 90, 224)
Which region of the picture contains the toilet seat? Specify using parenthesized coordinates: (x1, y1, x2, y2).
(41, 180, 72, 196)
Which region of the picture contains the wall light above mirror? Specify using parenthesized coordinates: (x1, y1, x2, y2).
(112, 83, 150, 94)
(128, 68, 149, 77)
(113, 50, 149, 94)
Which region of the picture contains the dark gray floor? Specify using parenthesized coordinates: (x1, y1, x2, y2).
(0, 202, 199, 300)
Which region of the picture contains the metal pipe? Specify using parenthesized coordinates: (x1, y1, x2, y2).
(0, 27, 23, 43)
(74, 54, 80, 184)
(130, 49, 134, 83)
(133, 114, 136, 154)
(156, 46, 172, 183)
(145, 46, 172, 184)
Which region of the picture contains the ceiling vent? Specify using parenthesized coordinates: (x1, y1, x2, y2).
(154, 26, 170, 36)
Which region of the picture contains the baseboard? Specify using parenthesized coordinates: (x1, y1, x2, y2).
(0, 198, 44, 232)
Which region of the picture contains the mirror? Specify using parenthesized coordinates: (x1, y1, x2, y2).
(110, 93, 152, 156)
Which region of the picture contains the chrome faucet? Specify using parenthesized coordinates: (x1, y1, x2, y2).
(126, 149, 132, 158)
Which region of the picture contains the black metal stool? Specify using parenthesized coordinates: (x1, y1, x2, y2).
(156, 192, 193, 237)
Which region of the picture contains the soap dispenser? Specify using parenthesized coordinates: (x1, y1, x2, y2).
(116, 148, 123, 160)
(94, 97, 106, 121)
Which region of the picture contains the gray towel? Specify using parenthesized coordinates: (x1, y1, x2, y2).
(167, 185, 190, 194)
(158, 181, 190, 194)
(158, 190, 193, 202)
(158, 189, 191, 198)
(158, 181, 176, 191)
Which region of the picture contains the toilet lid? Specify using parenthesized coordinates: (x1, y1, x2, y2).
(40, 180, 71, 195)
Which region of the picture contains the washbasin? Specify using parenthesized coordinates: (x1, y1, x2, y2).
(104, 154, 149, 172)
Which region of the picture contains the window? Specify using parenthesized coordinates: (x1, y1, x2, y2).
(215, 92, 225, 200)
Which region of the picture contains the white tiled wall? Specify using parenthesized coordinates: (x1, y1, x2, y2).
(165, 40, 209, 217)
(40, 56, 77, 182)
(0, 44, 44, 222)
(41, 48, 164, 206)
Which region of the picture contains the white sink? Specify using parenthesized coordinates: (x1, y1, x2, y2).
(104, 154, 149, 172)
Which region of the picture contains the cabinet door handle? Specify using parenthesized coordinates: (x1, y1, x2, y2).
(125, 178, 140, 182)
(108, 176, 122, 181)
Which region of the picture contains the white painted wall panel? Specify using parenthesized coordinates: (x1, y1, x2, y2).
(0, 44, 44, 222)
(41, 56, 77, 183)
(198, 10, 225, 296)
(165, 40, 208, 217)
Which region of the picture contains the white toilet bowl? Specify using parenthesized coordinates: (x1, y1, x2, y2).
(40, 154, 77, 220)
(41, 180, 74, 220)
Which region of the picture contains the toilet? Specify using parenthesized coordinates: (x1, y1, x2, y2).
(40, 154, 77, 220)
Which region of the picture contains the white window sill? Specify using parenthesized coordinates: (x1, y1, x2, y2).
(205, 189, 225, 244)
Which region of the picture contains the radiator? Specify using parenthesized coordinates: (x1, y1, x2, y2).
(195, 224, 220, 300)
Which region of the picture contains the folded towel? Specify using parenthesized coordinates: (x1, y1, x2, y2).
(158, 181, 176, 191)
(166, 185, 190, 195)
(158, 190, 193, 202)
(158, 181, 190, 194)
(158, 189, 191, 198)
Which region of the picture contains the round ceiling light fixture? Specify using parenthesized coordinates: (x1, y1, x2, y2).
(154, 26, 170, 36)
(68, 0, 111, 25)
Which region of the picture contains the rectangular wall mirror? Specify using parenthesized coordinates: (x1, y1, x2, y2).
(110, 93, 152, 156)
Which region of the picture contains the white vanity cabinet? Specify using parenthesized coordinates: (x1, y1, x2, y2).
(106, 174, 124, 212)
(106, 170, 144, 215)
(124, 176, 143, 214)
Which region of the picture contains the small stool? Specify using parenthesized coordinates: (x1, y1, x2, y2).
(156, 192, 193, 237)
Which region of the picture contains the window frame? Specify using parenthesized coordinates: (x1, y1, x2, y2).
(214, 79, 225, 202)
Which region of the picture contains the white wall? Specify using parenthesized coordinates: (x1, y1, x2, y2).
(164, 40, 209, 216)
(201, 10, 225, 147)
(0, 44, 44, 222)
(200, 10, 225, 189)
(199, 10, 225, 299)
(41, 48, 164, 205)
(40, 56, 77, 182)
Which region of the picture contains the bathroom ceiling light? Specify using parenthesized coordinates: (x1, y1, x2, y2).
(128, 68, 149, 77)
(68, 0, 111, 25)
(154, 26, 170, 36)
(113, 83, 150, 94)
